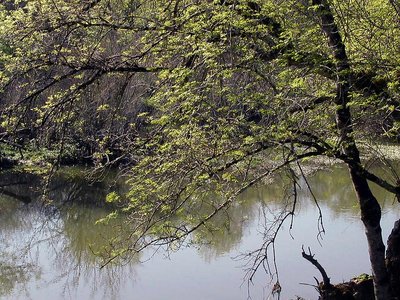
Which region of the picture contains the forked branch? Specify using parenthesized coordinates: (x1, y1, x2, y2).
(301, 246, 331, 288)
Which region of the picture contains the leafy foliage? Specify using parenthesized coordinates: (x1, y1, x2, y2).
(1, 1, 400, 295)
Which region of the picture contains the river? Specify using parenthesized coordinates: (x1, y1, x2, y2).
(0, 165, 399, 299)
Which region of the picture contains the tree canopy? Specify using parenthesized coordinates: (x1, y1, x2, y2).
(1, 0, 400, 299)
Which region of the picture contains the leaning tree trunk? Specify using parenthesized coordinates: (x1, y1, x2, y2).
(348, 167, 390, 300)
(312, 1, 391, 299)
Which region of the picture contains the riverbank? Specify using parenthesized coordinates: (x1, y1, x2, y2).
(3, 140, 399, 174)
(0, 142, 93, 173)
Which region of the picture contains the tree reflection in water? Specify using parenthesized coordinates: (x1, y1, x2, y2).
(0, 168, 138, 299)
(0, 165, 399, 299)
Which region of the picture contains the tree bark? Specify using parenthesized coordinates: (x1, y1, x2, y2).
(348, 167, 390, 300)
(386, 220, 400, 299)
(312, 1, 390, 299)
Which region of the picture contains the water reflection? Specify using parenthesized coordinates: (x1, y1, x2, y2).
(0, 169, 138, 299)
(0, 165, 399, 299)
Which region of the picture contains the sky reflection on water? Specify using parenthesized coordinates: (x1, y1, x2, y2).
(0, 166, 399, 300)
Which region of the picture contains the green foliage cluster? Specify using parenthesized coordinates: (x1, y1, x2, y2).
(0, 0, 157, 164)
(0, 1, 400, 294)
(116, 0, 400, 249)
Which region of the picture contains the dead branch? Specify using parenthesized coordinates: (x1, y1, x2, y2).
(301, 246, 331, 288)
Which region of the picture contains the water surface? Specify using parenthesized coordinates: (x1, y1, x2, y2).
(0, 166, 399, 299)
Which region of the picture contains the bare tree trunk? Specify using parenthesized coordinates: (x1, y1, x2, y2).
(387, 220, 400, 299)
(349, 167, 390, 300)
(312, 1, 391, 298)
